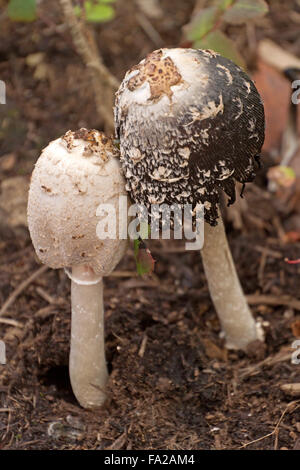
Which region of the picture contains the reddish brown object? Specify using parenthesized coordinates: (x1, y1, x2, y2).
(285, 257, 300, 264)
(282, 231, 300, 243)
(253, 60, 292, 153)
(291, 319, 300, 337)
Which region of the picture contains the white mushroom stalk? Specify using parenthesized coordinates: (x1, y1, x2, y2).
(201, 212, 262, 350)
(115, 48, 265, 351)
(27, 129, 128, 408)
(69, 266, 107, 408)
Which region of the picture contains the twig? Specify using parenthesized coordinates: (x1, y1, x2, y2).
(135, 0, 163, 19)
(239, 430, 274, 449)
(138, 334, 148, 358)
(246, 22, 257, 57)
(136, 12, 163, 47)
(246, 293, 300, 311)
(0, 318, 23, 327)
(0, 265, 48, 317)
(17, 439, 43, 448)
(253, 245, 282, 259)
(108, 270, 138, 278)
(151, 246, 190, 253)
(239, 348, 292, 380)
(59, 0, 119, 132)
(257, 250, 267, 286)
(35, 286, 56, 304)
(239, 400, 300, 450)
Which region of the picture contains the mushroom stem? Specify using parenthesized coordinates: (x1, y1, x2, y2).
(200, 211, 263, 350)
(69, 265, 108, 408)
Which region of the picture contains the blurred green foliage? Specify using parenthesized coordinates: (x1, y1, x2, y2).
(185, 0, 269, 68)
(7, 0, 37, 22)
(133, 223, 155, 276)
(6, 0, 116, 23)
(74, 0, 116, 23)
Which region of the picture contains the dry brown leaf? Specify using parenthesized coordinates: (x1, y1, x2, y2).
(253, 61, 291, 153)
(202, 338, 228, 361)
(291, 319, 300, 337)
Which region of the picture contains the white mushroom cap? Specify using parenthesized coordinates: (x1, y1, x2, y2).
(28, 129, 128, 277)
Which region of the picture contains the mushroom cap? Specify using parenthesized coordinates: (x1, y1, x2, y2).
(27, 129, 128, 276)
(115, 48, 265, 225)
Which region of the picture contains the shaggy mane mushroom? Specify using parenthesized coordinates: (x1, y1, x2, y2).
(114, 48, 265, 351)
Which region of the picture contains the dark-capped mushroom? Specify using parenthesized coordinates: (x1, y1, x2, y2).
(115, 48, 265, 350)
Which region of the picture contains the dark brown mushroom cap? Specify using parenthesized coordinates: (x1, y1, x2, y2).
(115, 48, 265, 225)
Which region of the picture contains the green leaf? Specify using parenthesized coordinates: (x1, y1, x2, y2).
(185, 7, 219, 42)
(81, 0, 115, 23)
(134, 237, 155, 277)
(7, 0, 37, 22)
(267, 165, 296, 189)
(194, 30, 246, 69)
(223, 0, 269, 25)
(135, 245, 155, 276)
(214, 0, 234, 11)
(133, 222, 155, 276)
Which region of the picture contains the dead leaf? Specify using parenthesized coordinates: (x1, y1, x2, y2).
(282, 231, 300, 243)
(291, 319, 300, 337)
(202, 338, 228, 361)
(253, 61, 292, 153)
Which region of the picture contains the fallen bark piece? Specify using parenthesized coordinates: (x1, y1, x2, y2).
(280, 383, 300, 397)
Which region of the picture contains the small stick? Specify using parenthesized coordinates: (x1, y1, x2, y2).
(253, 245, 282, 259)
(258, 250, 267, 285)
(59, 0, 119, 132)
(108, 270, 138, 278)
(0, 318, 23, 327)
(138, 334, 148, 358)
(246, 293, 300, 311)
(239, 349, 292, 380)
(0, 265, 48, 317)
(35, 286, 56, 304)
(136, 12, 163, 47)
(239, 400, 300, 450)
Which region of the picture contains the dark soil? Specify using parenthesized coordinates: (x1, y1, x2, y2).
(0, 0, 300, 450)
